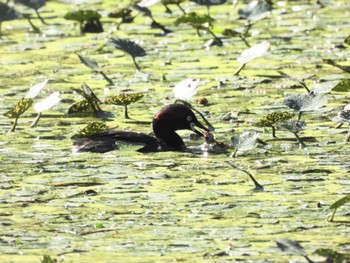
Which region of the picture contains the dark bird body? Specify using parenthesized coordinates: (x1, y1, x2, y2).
(73, 104, 210, 153)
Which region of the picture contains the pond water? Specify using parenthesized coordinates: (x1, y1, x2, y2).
(0, 0, 350, 262)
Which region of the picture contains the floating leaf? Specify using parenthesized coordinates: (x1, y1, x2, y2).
(4, 98, 33, 118)
(255, 112, 294, 127)
(315, 248, 350, 262)
(72, 122, 109, 139)
(25, 79, 49, 99)
(109, 38, 146, 58)
(77, 54, 100, 71)
(237, 41, 270, 64)
(68, 100, 95, 114)
(34, 92, 60, 113)
(284, 93, 327, 112)
(275, 238, 307, 256)
(105, 93, 144, 106)
(332, 79, 350, 92)
(64, 10, 101, 22)
(328, 194, 350, 221)
(173, 78, 199, 101)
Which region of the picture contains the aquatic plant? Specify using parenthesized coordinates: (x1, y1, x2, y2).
(4, 98, 33, 132)
(64, 10, 101, 34)
(254, 111, 294, 138)
(77, 54, 113, 85)
(105, 93, 144, 119)
(328, 194, 350, 222)
(108, 7, 134, 29)
(173, 78, 199, 101)
(175, 12, 222, 46)
(31, 92, 61, 127)
(277, 119, 306, 147)
(190, 0, 226, 17)
(15, 0, 47, 24)
(284, 93, 327, 122)
(72, 122, 109, 139)
(231, 131, 260, 157)
(68, 83, 111, 118)
(234, 41, 269, 75)
(332, 109, 350, 142)
(131, 4, 171, 35)
(109, 38, 147, 72)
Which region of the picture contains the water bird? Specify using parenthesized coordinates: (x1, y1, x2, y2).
(73, 103, 211, 153)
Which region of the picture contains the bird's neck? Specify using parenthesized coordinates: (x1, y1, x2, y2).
(154, 128, 185, 150)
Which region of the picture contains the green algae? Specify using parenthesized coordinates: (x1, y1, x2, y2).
(1, 0, 350, 262)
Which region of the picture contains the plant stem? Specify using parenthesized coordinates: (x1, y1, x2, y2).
(272, 126, 277, 138)
(99, 71, 114, 85)
(293, 132, 306, 147)
(26, 17, 41, 33)
(177, 3, 186, 14)
(234, 63, 246, 76)
(297, 111, 303, 122)
(226, 161, 264, 190)
(239, 35, 250, 47)
(131, 56, 141, 72)
(207, 29, 223, 46)
(10, 116, 19, 132)
(35, 9, 47, 25)
(345, 125, 350, 142)
(124, 105, 130, 119)
(31, 112, 42, 127)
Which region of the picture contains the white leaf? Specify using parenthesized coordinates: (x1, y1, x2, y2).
(138, 0, 161, 7)
(173, 78, 199, 101)
(25, 79, 49, 99)
(231, 132, 260, 153)
(237, 41, 270, 64)
(34, 92, 60, 113)
(312, 81, 338, 94)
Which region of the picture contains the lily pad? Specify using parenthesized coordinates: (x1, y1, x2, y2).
(4, 98, 33, 119)
(332, 79, 350, 92)
(105, 93, 144, 119)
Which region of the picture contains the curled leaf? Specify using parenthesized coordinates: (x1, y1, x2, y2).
(255, 112, 294, 127)
(68, 100, 95, 114)
(173, 78, 199, 101)
(332, 79, 350, 92)
(237, 41, 269, 64)
(72, 122, 109, 139)
(109, 38, 146, 58)
(77, 54, 100, 71)
(231, 131, 260, 154)
(175, 12, 215, 27)
(284, 93, 327, 112)
(64, 10, 101, 22)
(105, 93, 144, 106)
(25, 79, 49, 99)
(4, 98, 33, 118)
(34, 92, 61, 113)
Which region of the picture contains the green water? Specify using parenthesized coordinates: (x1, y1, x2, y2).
(0, 0, 350, 262)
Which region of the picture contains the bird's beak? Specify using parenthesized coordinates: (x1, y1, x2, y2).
(190, 120, 210, 137)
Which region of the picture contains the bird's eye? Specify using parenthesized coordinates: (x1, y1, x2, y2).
(187, 116, 192, 121)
